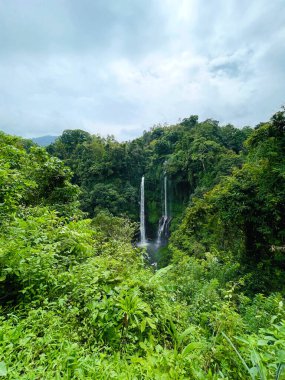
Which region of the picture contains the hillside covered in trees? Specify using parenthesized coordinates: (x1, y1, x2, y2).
(0, 108, 285, 379)
(47, 116, 251, 236)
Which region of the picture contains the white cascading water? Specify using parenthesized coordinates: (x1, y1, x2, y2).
(139, 176, 147, 245)
(164, 175, 167, 218)
(156, 174, 168, 247)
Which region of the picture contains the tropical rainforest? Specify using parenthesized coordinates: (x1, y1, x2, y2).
(0, 108, 285, 379)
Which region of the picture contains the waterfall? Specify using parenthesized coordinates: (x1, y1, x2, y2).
(164, 175, 167, 218)
(156, 174, 169, 247)
(139, 176, 147, 245)
(157, 216, 167, 243)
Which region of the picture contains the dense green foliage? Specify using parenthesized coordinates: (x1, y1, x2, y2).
(47, 117, 250, 237)
(0, 109, 285, 379)
(172, 109, 285, 293)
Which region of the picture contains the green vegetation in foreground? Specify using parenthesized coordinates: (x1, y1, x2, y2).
(0, 109, 285, 379)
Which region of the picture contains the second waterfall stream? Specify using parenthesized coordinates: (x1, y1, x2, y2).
(156, 174, 169, 248)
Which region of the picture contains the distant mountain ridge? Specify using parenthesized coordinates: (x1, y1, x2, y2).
(32, 135, 58, 146)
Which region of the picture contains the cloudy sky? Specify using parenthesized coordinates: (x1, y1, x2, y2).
(0, 0, 284, 140)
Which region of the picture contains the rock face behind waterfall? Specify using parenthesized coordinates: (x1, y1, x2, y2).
(138, 174, 170, 250)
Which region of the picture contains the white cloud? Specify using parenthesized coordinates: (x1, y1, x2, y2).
(0, 0, 284, 139)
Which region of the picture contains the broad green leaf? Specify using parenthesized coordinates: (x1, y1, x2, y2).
(0, 362, 7, 377)
(182, 342, 204, 356)
(140, 319, 146, 333)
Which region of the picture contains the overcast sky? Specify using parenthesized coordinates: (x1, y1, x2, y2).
(0, 0, 284, 140)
